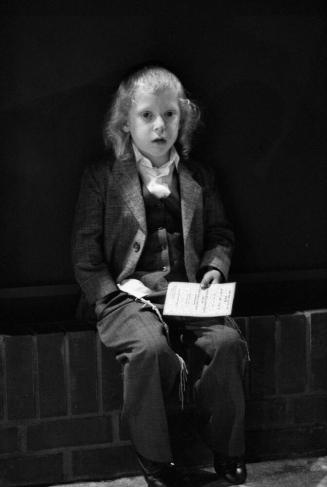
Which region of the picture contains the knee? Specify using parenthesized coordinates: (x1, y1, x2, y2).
(220, 327, 244, 348)
(198, 327, 246, 360)
(217, 327, 247, 357)
(133, 332, 172, 363)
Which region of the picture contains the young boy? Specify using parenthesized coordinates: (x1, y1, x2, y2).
(72, 65, 248, 487)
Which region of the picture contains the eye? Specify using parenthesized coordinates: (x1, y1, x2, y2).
(140, 111, 153, 121)
(165, 110, 176, 119)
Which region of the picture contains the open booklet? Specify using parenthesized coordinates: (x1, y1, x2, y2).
(163, 281, 236, 317)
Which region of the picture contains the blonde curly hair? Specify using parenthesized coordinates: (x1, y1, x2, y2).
(103, 65, 201, 160)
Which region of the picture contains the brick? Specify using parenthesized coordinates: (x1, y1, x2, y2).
(248, 316, 276, 397)
(73, 445, 138, 478)
(27, 416, 113, 450)
(245, 398, 290, 429)
(292, 395, 327, 424)
(37, 332, 67, 417)
(5, 336, 36, 419)
(0, 453, 63, 485)
(311, 312, 327, 391)
(101, 344, 123, 411)
(278, 314, 307, 394)
(69, 330, 98, 414)
(246, 425, 327, 461)
(0, 336, 4, 420)
(0, 426, 19, 454)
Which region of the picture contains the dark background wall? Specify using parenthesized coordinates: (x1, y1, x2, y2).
(1, 5, 326, 310)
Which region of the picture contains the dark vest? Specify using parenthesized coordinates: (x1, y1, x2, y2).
(132, 173, 188, 292)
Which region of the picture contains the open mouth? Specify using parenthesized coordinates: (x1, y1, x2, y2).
(152, 138, 166, 144)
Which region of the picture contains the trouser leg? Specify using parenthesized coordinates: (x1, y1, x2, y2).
(96, 293, 181, 462)
(181, 318, 248, 457)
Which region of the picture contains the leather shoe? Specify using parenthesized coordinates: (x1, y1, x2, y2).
(214, 454, 247, 484)
(136, 452, 191, 487)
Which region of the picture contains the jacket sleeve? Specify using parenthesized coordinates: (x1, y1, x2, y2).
(199, 167, 235, 281)
(72, 163, 118, 304)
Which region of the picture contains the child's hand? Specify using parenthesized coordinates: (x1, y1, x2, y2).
(200, 269, 223, 289)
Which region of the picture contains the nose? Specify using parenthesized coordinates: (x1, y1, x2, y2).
(153, 115, 165, 133)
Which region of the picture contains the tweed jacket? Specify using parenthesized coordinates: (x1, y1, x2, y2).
(72, 155, 235, 305)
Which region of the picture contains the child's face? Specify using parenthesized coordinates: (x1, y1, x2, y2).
(124, 87, 181, 167)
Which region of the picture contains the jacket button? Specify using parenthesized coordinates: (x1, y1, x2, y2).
(133, 242, 141, 252)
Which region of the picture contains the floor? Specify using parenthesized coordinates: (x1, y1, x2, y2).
(52, 456, 327, 487)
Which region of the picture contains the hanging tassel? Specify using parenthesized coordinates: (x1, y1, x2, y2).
(135, 296, 170, 337)
(225, 316, 251, 362)
(134, 296, 189, 409)
(175, 352, 188, 410)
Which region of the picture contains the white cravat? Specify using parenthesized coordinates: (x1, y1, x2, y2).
(133, 144, 180, 198)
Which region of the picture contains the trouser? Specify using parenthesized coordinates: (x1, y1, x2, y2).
(96, 292, 248, 463)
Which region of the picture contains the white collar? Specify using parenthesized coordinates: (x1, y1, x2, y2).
(132, 143, 180, 172)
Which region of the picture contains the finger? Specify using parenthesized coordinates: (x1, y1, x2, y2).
(200, 276, 210, 289)
(200, 274, 213, 289)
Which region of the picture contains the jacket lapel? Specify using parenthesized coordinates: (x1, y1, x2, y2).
(112, 157, 202, 239)
(113, 158, 147, 234)
(179, 163, 202, 241)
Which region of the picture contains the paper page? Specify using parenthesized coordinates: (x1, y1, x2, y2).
(118, 279, 153, 298)
(163, 282, 236, 317)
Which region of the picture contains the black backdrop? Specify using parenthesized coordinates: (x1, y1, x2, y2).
(1, 5, 326, 311)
